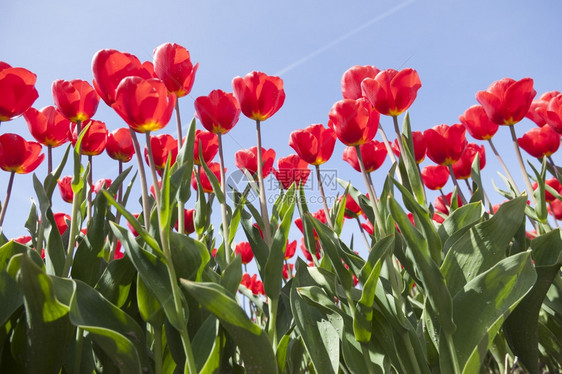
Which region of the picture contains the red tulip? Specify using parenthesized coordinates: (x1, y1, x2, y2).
(235, 146, 275, 179)
(545, 93, 562, 134)
(52, 79, 100, 123)
(459, 105, 499, 140)
(533, 178, 562, 203)
(153, 43, 198, 98)
(53, 212, 71, 235)
(391, 131, 427, 163)
(289, 124, 336, 165)
(235, 242, 254, 264)
(526, 91, 560, 127)
(194, 89, 241, 135)
(517, 125, 560, 158)
(273, 154, 311, 189)
(191, 162, 222, 193)
(13, 235, 32, 245)
(361, 219, 374, 235)
(475, 77, 536, 125)
(232, 71, 285, 121)
(423, 124, 467, 166)
(339, 194, 362, 219)
(112, 76, 176, 133)
(361, 68, 421, 116)
(283, 263, 294, 280)
(343, 140, 387, 173)
(58, 176, 74, 203)
(144, 134, 178, 171)
(328, 98, 379, 146)
(0, 133, 44, 174)
(341, 65, 380, 100)
(548, 199, 562, 220)
(0, 62, 39, 121)
(92, 49, 153, 106)
(71, 120, 108, 156)
(421, 165, 449, 190)
(300, 237, 322, 262)
(452, 143, 486, 180)
(295, 209, 327, 239)
(174, 208, 196, 234)
(240, 273, 265, 295)
(285, 240, 297, 260)
(23, 106, 70, 148)
(92, 178, 112, 194)
(127, 214, 140, 237)
(106, 128, 135, 162)
(434, 192, 463, 223)
(192, 129, 218, 165)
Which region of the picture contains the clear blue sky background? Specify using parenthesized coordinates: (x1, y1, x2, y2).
(1, 1, 562, 255)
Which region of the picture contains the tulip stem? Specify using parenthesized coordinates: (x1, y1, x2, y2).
(109, 160, 124, 261)
(255, 120, 272, 245)
(378, 123, 397, 164)
(464, 179, 473, 194)
(145, 132, 198, 374)
(174, 102, 185, 235)
(447, 165, 468, 205)
(487, 138, 520, 194)
(129, 129, 151, 230)
(509, 126, 536, 205)
(175, 101, 183, 147)
(0, 171, 15, 228)
(217, 133, 231, 264)
(355, 145, 385, 237)
(47, 145, 53, 175)
(315, 165, 333, 229)
(87, 155, 93, 221)
(392, 115, 407, 163)
(355, 216, 372, 250)
(548, 156, 561, 181)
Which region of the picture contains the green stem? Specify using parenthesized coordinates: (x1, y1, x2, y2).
(175, 100, 183, 148)
(444, 331, 462, 374)
(48, 145, 53, 175)
(355, 145, 385, 237)
(355, 216, 371, 250)
(487, 138, 520, 194)
(255, 120, 272, 245)
(63, 176, 82, 277)
(87, 155, 93, 222)
(175, 102, 185, 235)
(548, 155, 561, 181)
(268, 296, 279, 350)
(392, 116, 407, 161)
(378, 123, 397, 164)
(315, 165, 333, 229)
(109, 161, 124, 261)
(0, 171, 15, 228)
(145, 132, 197, 374)
(129, 129, 151, 230)
(73, 327, 84, 374)
(509, 126, 536, 204)
(447, 164, 468, 205)
(153, 323, 163, 374)
(217, 133, 231, 263)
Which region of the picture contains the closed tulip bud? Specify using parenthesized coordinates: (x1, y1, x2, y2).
(235, 242, 254, 264)
(361, 68, 421, 116)
(517, 125, 560, 158)
(194, 89, 241, 134)
(71, 120, 108, 156)
(52, 79, 100, 123)
(459, 105, 499, 140)
(153, 42, 198, 98)
(0, 62, 39, 121)
(421, 165, 449, 190)
(0, 133, 44, 174)
(106, 128, 135, 162)
(343, 140, 387, 173)
(144, 134, 178, 172)
(235, 146, 275, 179)
(289, 124, 336, 165)
(328, 98, 379, 146)
(57, 176, 74, 203)
(232, 71, 285, 121)
(192, 129, 218, 165)
(24, 106, 70, 148)
(174, 208, 196, 234)
(423, 124, 467, 166)
(452, 143, 486, 180)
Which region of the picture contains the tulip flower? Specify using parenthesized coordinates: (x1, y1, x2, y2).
(423, 124, 467, 166)
(433, 192, 463, 223)
(339, 194, 362, 219)
(70, 120, 108, 156)
(232, 71, 285, 121)
(0, 62, 39, 122)
(112, 76, 176, 133)
(24, 106, 70, 148)
(421, 165, 449, 190)
(526, 91, 560, 127)
(459, 105, 499, 141)
(451, 143, 486, 180)
(282, 263, 295, 280)
(58, 176, 74, 203)
(294, 209, 327, 236)
(476, 77, 536, 126)
(240, 273, 265, 296)
(328, 98, 379, 146)
(285, 240, 297, 260)
(289, 124, 336, 165)
(144, 134, 178, 172)
(174, 208, 196, 234)
(545, 93, 562, 134)
(361, 68, 421, 116)
(127, 214, 141, 237)
(194, 89, 241, 135)
(92, 178, 112, 194)
(343, 140, 387, 173)
(235, 242, 254, 264)
(235, 147, 275, 179)
(192, 130, 218, 165)
(52, 79, 100, 123)
(299, 237, 322, 262)
(92, 49, 154, 106)
(392, 131, 427, 164)
(341, 65, 380, 100)
(533, 178, 562, 203)
(153, 42, 198, 98)
(517, 125, 560, 159)
(273, 154, 311, 189)
(191, 161, 222, 193)
(548, 199, 562, 220)
(53, 212, 71, 235)
(106, 128, 135, 163)
(0, 133, 44, 174)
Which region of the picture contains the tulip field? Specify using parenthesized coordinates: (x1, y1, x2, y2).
(1, 42, 562, 374)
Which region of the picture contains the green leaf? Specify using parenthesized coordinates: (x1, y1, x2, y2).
(136, 274, 164, 326)
(0, 270, 22, 327)
(16, 254, 73, 374)
(441, 196, 527, 296)
(181, 280, 277, 373)
(437, 202, 485, 254)
(192, 315, 220, 372)
(400, 113, 425, 206)
(529, 159, 548, 223)
(469, 154, 485, 204)
(504, 229, 562, 374)
(94, 255, 136, 308)
(170, 231, 210, 283)
(199, 145, 225, 204)
(175, 118, 196, 203)
(440, 251, 536, 373)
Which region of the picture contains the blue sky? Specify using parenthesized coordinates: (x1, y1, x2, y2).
(1, 0, 562, 249)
